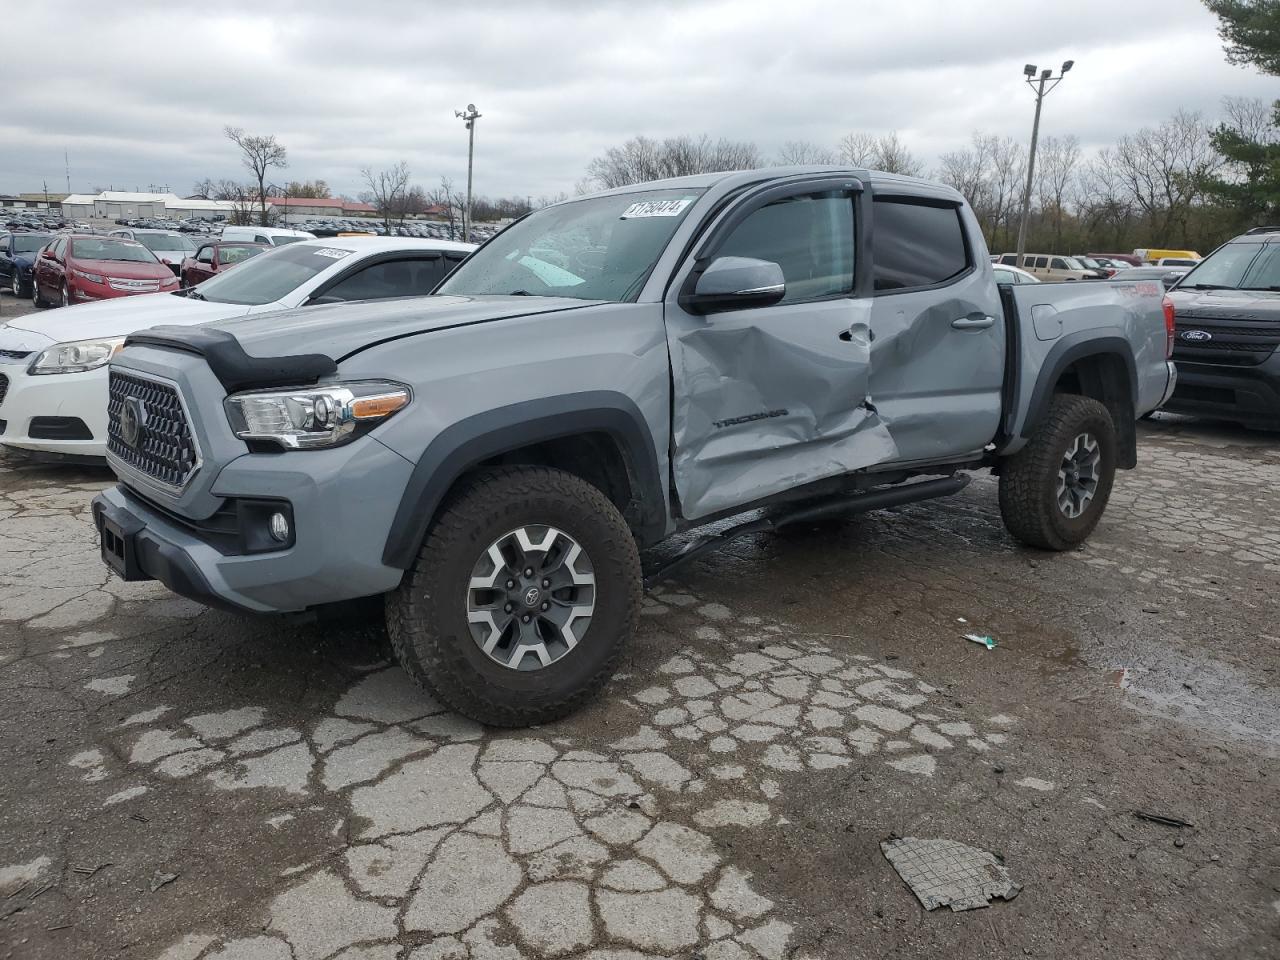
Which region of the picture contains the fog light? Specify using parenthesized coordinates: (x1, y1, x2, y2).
(268, 511, 291, 543)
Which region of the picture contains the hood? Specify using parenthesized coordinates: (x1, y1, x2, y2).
(12, 253, 37, 269)
(1168, 287, 1280, 321)
(75, 258, 174, 281)
(197, 294, 603, 361)
(1, 291, 253, 343)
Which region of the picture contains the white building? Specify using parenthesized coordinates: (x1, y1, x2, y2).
(60, 191, 239, 221)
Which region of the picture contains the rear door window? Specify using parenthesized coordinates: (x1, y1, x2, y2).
(1034, 256, 1049, 269)
(871, 198, 969, 291)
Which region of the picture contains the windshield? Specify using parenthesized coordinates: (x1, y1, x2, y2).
(1177, 241, 1280, 290)
(271, 234, 307, 246)
(438, 188, 705, 302)
(191, 243, 352, 304)
(71, 238, 158, 263)
(1076, 257, 1101, 269)
(138, 233, 196, 253)
(13, 234, 51, 253)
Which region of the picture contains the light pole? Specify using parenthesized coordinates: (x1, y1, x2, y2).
(454, 103, 481, 242)
(1014, 59, 1073, 266)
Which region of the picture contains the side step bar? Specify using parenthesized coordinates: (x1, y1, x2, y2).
(643, 474, 970, 588)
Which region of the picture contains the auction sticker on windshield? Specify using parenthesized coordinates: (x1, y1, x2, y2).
(313, 248, 353, 260)
(620, 198, 692, 219)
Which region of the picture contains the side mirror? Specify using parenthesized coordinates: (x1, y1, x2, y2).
(42, 249, 56, 259)
(681, 256, 785, 314)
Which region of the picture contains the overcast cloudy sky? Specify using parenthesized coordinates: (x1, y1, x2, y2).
(4, 0, 1275, 201)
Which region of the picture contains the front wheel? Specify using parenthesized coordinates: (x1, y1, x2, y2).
(386, 465, 641, 727)
(31, 276, 47, 308)
(999, 394, 1117, 551)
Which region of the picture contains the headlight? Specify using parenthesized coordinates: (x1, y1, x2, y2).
(224, 381, 410, 449)
(71, 268, 105, 284)
(28, 337, 125, 375)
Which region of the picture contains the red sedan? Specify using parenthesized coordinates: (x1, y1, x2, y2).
(32, 234, 180, 308)
(180, 240, 269, 287)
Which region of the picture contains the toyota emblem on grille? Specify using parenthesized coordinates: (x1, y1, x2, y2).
(1180, 329, 1212, 342)
(120, 396, 148, 449)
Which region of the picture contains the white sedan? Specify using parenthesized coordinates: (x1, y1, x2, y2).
(0, 236, 474, 460)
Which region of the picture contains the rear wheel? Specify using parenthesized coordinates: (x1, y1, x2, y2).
(386, 465, 641, 727)
(31, 277, 46, 308)
(999, 394, 1117, 551)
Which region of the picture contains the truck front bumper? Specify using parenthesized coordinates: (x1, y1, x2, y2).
(1164, 353, 1280, 426)
(92, 437, 415, 614)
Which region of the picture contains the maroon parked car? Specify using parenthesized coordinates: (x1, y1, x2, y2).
(32, 234, 180, 308)
(180, 240, 268, 287)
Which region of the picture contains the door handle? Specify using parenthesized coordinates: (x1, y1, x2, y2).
(952, 314, 995, 331)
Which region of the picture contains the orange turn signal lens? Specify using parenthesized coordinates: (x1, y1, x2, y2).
(351, 392, 409, 420)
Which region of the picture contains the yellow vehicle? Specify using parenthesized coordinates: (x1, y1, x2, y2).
(1133, 248, 1200, 264)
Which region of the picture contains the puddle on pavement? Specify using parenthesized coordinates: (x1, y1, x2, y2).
(1107, 648, 1280, 757)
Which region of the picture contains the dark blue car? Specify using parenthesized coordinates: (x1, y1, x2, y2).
(1, 231, 52, 297)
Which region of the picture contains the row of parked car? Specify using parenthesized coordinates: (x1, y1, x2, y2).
(991, 250, 1202, 288)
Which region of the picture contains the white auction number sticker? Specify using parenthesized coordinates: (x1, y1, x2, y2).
(620, 198, 692, 219)
(313, 248, 353, 259)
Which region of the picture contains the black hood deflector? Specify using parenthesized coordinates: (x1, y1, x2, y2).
(126, 326, 337, 393)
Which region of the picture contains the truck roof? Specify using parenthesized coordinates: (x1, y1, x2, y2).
(580, 165, 964, 204)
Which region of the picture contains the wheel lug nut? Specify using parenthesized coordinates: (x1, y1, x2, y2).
(504, 603, 512, 613)
(506, 579, 514, 589)
(542, 579, 550, 588)
(541, 602, 549, 611)
(521, 614, 531, 623)
(524, 568, 533, 577)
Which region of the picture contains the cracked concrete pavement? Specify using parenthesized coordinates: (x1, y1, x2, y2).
(1, 414, 1278, 959)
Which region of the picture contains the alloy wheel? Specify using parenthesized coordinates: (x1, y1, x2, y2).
(1056, 432, 1101, 519)
(466, 525, 596, 671)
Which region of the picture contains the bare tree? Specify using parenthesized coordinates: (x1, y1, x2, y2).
(835, 131, 923, 175)
(875, 131, 925, 176)
(190, 178, 215, 200)
(428, 176, 462, 240)
(836, 132, 878, 166)
(1036, 135, 1081, 249)
(584, 135, 763, 189)
(936, 133, 994, 212)
(1112, 110, 1222, 244)
(774, 140, 837, 165)
(225, 126, 288, 226)
(1074, 148, 1137, 249)
(361, 161, 412, 231)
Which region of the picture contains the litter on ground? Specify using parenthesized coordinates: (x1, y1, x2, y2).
(963, 634, 996, 650)
(881, 837, 1022, 912)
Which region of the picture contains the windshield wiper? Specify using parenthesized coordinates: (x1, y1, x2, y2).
(184, 289, 206, 300)
(1241, 285, 1280, 291)
(1184, 283, 1232, 290)
(507, 290, 534, 296)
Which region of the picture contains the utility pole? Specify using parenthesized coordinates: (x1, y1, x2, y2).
(43, 180, 49, 210)
(1014, 59, 1073, 265)
(64, 151, 70, 194)
(454, 103, 481, 242)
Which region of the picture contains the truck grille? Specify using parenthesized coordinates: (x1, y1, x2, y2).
(107, 371, 200, 489)
(1173, 318, 1280, 367)
(0, 373, 7, 407)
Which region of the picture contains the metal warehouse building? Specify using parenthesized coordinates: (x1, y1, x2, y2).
(59, 191, 239, 220)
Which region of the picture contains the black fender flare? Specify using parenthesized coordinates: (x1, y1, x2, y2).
(382, 391, 666, 568)
(1020, 333, 1138, 466)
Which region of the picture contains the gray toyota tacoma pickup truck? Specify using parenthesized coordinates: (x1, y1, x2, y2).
(92, 166, 1177, 726)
